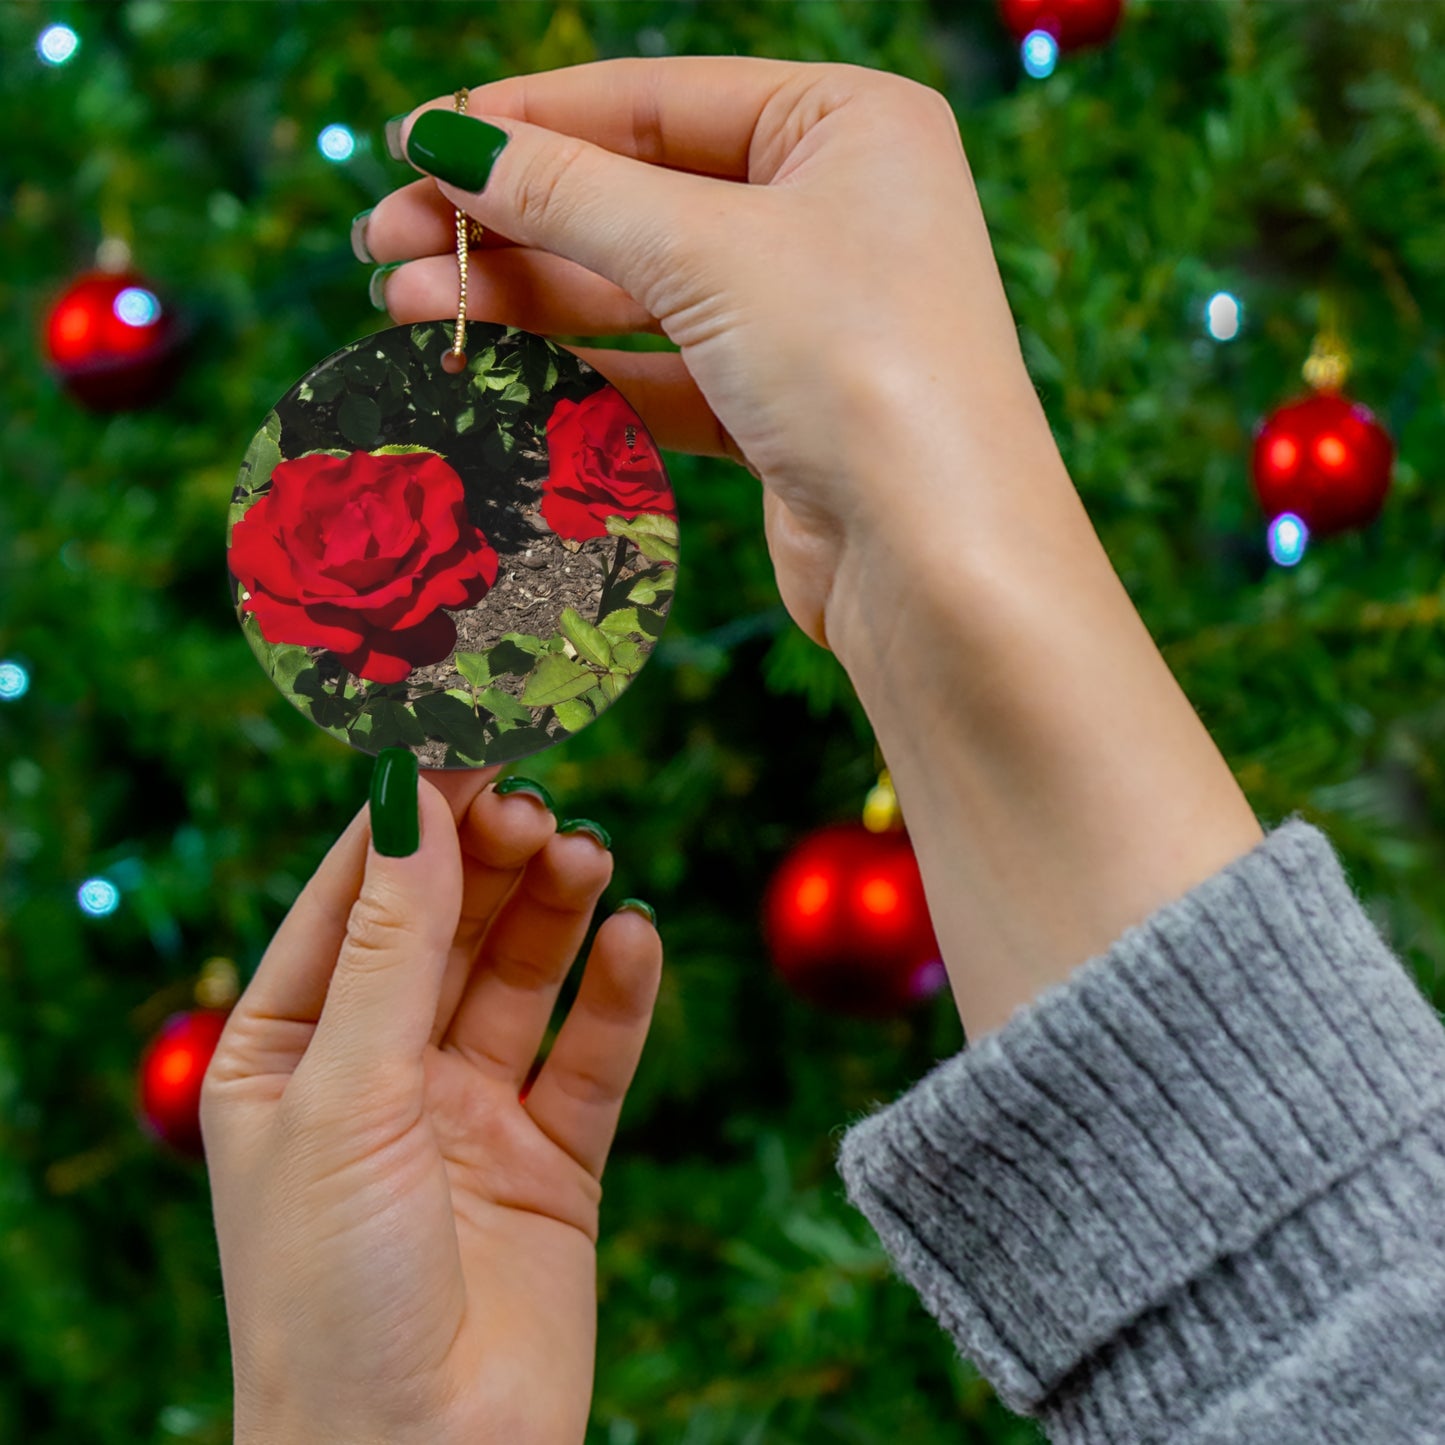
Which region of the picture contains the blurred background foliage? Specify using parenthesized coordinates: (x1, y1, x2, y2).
(1, 1, 1443, 1442)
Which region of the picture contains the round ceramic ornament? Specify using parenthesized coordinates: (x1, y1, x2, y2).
(227, 95, 677, 769)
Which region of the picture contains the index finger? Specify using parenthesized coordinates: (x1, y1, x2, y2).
(404, 54, 811, 182)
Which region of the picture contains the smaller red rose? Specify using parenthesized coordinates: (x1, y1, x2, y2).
(229, 448, 499, 684)
(540, 386, 675, 542)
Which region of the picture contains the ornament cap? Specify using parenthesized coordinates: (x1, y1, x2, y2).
(195, 955, 240, 1010)
(863, 768, 902, 832)
(1302, 324, 1351, 393)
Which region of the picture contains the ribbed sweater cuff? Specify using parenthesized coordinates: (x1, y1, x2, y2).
(835, 818, 1445, 1431)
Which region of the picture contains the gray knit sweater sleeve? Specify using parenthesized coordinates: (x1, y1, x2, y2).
(835, 818, 1445, 1443)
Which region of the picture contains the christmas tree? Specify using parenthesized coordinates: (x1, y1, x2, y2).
(2, 3, 1442, 1441)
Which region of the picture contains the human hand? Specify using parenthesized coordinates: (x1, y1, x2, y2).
(360, 58, 1260, 1044)
(360, 56, 1056, 655)
(201, 760, 662, 1445)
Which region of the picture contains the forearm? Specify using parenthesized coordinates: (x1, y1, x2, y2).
(826, 379, 1262, 1040)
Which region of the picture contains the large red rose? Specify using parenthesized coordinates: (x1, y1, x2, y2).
(229, 448, 499, 684)
(540, 386, 674, 541)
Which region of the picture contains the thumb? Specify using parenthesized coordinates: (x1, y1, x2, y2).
(303, 750, 462, 1090)
(397, 105, 745, 319)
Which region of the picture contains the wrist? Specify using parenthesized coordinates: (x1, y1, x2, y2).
(824, 406, 1262, 1039)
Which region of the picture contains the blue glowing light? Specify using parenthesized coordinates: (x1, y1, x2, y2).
(114, 287, 161, 328)
(0, 661, 29, 701)
(318, 124, 356, 162)
(1205, 291, 1242, 342)
(38, 24, 79, 66)
(1022, 30, 1059, 79)
(78, 877, 121, 917)
(1268, 512, 1309, 567)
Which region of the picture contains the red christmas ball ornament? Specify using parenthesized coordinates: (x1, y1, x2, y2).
(998, 0, 1124, 50)
(1251, 391, 1394, 537)
(763, 821, 946, 1018)
(137, 1008, 230, 1158)
(44, 269, 182, 410)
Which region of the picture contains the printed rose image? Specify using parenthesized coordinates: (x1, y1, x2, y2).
(540, 385, 675, 541)
(228, 448, 499, 684)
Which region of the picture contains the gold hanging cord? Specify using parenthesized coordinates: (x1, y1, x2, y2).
(442, 88, 487, 372)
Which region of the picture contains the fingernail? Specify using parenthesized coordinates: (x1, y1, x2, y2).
(494, 775, 555, 812)
(370, 747, 419, 857)
(369, 261, 404, 311)
(558, 818, 611, 850)
(350, 208, 375, 263)
(384, 113, 408, 162)
(617, 898, 656, 926)
(405, 109, 510, 193)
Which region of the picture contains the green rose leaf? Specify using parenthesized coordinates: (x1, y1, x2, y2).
(372, 444, 439, 456)
(311, 689, 362, 729)
(598, 607, 644, 641)
(338, 393, 382, 449)
(367, 698, 428, 749)
(414, 691, 490, 754)
(520, 653, 597, 707)
(347, 711, 375, 744)
(636, 607, 668, 639)
(481, 725, 554, 764)
(455, 406, 476, 435)
(598, 673, 624, 704)
(625, 569, 675, 606)
(610, 639, 644, 673)
(454, 650, 492, 688)
(553, 697, 593, 733)
(544, 356, 559, 391)
(489, 635, 545, 674)
(346, 349, 388, 388)
(605, 512, 679, 564)
(309, 368, 348, 404)
(500, 380, 530, 406)
(478, 687, 533, 727)
(559, 607, 613, 668)
(238, 417, 283, 496)
(411, 324, 437, 352)
(266, 644, 314, 694)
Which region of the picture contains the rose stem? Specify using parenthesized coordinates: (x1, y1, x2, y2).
(596, 536, 629, 623)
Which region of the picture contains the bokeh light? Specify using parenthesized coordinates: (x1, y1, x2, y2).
(0, 660, 29, 701)
(1022, 30, 1059, 79)
(1267, 512, 1309, 567)
(1205, 291, 1242, 341)
(114, 287, 161, 327)
(317, 124, 356, 162)
(77, 878, 121, 917)
(37, 24, 79, 66)
(794, 872, 831, 918)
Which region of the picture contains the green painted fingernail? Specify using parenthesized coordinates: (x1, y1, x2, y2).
(350, 208, 375, 264)
(617, 898, 656, 926)
(405, 109, 510, 192)
(369, 261, 403, 311)
(494, 775, 555, 812)
(370, 748, 419, 857)
(384, 113, 408, 162)
(559, 818, 611, 850)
